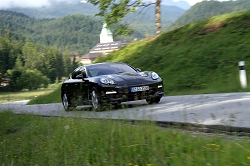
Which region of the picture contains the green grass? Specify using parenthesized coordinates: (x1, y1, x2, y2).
(26, 86, 61, 105)
(0, 89, 55, 104)
(0, 111, 250, 166)
(95, 9, 250, 95)
(0, 84, 61, 104)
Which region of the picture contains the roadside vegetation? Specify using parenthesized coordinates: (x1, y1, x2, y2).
(0, 89, 54, 104)
(1, 111, 250, 166)
(26, 85, 61, 105)
(0, 84, 60, 104)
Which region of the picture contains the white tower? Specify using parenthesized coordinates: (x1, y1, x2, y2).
(100, 23, 113, 43)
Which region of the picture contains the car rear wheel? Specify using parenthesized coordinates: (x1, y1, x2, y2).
(91, 88, 103, 111)
(146, 97, 161, 104)
(62, 92, 76, 111)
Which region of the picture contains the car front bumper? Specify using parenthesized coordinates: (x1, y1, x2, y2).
(99, 82, 164, 104)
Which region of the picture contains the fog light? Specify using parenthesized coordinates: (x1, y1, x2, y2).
(158, 85, 163, 88)
(106, 91, 117, 94)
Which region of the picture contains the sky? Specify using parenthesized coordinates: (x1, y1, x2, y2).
(173, 0, 202, 6)
(0, 0, 233, 9)
(0, 0, 76, 8)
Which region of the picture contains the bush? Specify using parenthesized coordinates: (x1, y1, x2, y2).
(19, 70, 50, 90)
(4, 69, 49, 91)
(4, 69, 23, 91)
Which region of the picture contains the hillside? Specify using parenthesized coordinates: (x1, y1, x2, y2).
(7, 2, 99, 18)
(170, 0, 250, 29)
(0, 10, 102, 55)
(95, 9, 250, 95)
(4, 2, 186, 36)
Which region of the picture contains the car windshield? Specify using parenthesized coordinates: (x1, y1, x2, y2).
(86, 63, 137, 77)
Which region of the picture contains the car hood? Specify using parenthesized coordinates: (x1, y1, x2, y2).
(101, 72, 159, 86)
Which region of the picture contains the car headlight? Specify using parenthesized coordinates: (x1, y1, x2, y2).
(139, 72, 148, 77)
(151, 72, 159, 80)
(100, 77, 116, 85)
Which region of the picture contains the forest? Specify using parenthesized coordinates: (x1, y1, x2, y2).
(0, 30, 79, 92)
(0, 10, 103, 55)
(7, 1, 186, 36)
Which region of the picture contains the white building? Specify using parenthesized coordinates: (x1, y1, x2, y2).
(100, 23, 113, 43)
(81, 23, 128, 64)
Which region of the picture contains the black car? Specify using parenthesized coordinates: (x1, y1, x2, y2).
(61, 62, 164, 111)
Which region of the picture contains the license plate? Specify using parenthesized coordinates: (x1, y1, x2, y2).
(130, 86, 149, 92)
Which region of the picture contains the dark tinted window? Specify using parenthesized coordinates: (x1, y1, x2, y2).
(86, 63, 136, 77)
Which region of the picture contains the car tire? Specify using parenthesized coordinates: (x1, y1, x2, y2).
(146, 97, 161, 104)
(111, 102, 122, 109)
(91, 88, 103, 111)
(62, 92, 76, 111)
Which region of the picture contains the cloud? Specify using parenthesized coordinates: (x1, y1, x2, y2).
(0, 0, 77, 9)
(0, 0, 50, 8)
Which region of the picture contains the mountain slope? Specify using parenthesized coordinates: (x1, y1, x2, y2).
(95, 9, 250, 94)
(161, 0, 190, 10)
(4, 1, 186, 36)
(123, 5, 185, 36)
(170, 0, 250, 29)
(8, 2, 99, 18)
(0, 10, 102, 54)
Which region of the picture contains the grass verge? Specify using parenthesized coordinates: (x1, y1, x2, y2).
(26, 87, 61, 105)
(0, 84, 61, 104)
(0, 89, 55, 104)
(1, 111, 250, 166)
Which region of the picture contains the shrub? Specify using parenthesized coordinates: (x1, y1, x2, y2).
(4, 69, 49, 91)
(19, 69, 50, 90)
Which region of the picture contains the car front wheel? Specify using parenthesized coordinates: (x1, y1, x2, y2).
(91, 88, 102, 111)
(62, 92, 76, 111)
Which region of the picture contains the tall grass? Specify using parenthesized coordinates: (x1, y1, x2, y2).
(1, 111, 250, 166)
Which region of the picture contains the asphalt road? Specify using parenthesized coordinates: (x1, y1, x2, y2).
(0, 92, 250, 128)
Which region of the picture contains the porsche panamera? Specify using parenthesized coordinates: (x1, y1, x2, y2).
(61, 62, 164, 111)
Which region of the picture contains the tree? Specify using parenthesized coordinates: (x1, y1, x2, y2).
(22, 38, 41, 70)
(88, 0, 162, 35)
(63, 47, 73, 77)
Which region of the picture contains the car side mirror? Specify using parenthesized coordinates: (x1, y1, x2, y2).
(76, 74, 83, 79)
(136, 68, 141, 72)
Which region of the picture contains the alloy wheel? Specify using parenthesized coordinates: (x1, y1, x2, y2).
(63, 93, 69, 109)
(91, 90, 99, 109)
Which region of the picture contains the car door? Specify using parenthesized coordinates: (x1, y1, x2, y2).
(78, 67, 89, 105)
(65, 67, 82, 104)
(67, 67, 89, 105)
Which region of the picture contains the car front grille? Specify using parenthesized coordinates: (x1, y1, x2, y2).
(104, 82, 163, 102)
